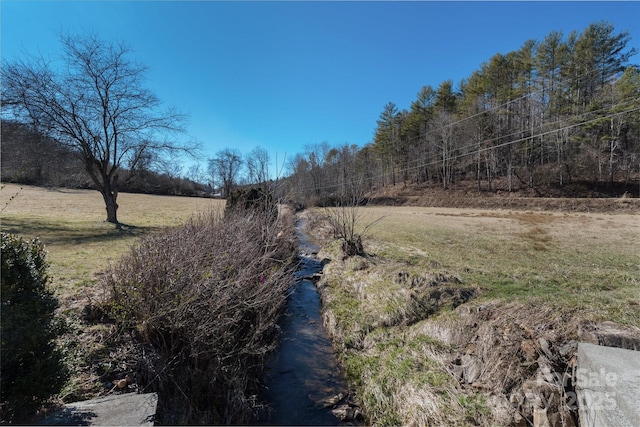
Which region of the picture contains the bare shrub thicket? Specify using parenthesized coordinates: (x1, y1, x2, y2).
(324, 197, 383, 257)
(103, 205, 297, 424)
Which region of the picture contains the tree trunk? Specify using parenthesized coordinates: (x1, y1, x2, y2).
(476, 161, 481, 191)
(86, 165, 120, 225)
(101, 186, 119, 224)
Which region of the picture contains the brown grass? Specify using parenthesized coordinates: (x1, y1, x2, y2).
(306, 202, 639, 425)
(103, 205, 297, 424)
(344, 205, 639, 314)
(1, 183, 224, 307)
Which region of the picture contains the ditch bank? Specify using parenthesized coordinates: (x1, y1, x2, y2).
(301, 212, 640, 426)
(317, 267, 640, 426)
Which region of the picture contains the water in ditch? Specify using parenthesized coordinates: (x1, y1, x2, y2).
(257, 220, 351, 425)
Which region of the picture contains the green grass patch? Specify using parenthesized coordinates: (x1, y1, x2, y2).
(457, 393, 491, 423)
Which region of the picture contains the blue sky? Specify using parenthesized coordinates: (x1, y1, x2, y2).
(2, 1, 640, 178)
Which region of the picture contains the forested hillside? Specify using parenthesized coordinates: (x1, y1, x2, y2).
(1, 121, 208, 197)
(285, 22, 640, 203)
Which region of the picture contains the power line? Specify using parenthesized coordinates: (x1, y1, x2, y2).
(373, 64, 631, 154)
(397, 97, 640, 174)
(290, 63, 638, 194)
(293, 105, 640, 194)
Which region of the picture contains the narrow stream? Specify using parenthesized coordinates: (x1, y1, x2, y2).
(258, 219, 349, 425)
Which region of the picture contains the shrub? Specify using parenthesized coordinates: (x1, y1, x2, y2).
(104, 204, 297, 424)
(324, 197, 383, 257)
(1, 233, 67, 423)
(225, 187, 275, 216)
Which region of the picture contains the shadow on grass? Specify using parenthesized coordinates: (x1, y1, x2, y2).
(0, 217, 165, 246)
(114, 222, 142, 234)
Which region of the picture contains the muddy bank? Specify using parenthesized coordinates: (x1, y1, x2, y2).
(364, 181, 640, 213)
(316, 268, 640, 425)
(366, 194, 640, 213)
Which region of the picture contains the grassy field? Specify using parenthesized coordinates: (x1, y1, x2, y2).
(343, 205, 640, 325)
(1, 183, 224, 308)
(308, 203, 640, 425)
(4, 182, 635, 322)
(3, 183, 638, 423)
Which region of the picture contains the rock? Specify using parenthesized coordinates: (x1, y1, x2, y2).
(522, 379, 559, 403)
(331, 403, 364, 422)
(538, 337, 552, 357)
(461, 355, 481, 384)
(578, 321, 640, 350)
(41, 392, 158, 426)
(332, 404, 355, 421)
(534, 360, 551, 381)
(576, 342, 640, 427)
(558, 341, 578, 358)
(315, 392, 344, 409)
(522, 379, 566, 427)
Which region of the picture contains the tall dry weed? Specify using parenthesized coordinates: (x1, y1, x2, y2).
(103, 205, 297, 424)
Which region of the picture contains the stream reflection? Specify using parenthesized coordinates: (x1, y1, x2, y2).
(258, 222, 348, 425)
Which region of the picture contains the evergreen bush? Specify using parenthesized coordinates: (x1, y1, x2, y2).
(1, 233, 67, 423)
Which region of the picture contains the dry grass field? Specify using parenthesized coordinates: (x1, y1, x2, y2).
(308, 202, 639, 425)
(1, 183, 224, 309)
(345, 205, 640, 324)
(3, 182, 636, 322)
(2, 182, 638, 423)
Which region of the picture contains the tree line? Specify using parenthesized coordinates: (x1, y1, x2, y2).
(3, 23, 638, 221)
(283, 21, 640, 203)
(0, 120, 211, 197)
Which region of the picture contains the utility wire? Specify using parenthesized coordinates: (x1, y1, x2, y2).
(396, 97, 639, 173)
(294, 105, 640, 194)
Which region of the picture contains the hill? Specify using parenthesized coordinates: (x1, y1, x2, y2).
(364, 180, 640, 213)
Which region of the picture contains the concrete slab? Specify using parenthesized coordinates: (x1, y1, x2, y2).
(576, 342, 640, 427)
(41, 392, 158, 426)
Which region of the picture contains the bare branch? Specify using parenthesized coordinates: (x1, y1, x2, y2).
(1, 33, 193, 224)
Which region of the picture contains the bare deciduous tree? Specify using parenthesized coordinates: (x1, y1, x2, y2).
(245, 146, 270, 186)
(324, 196, 384, 257)
(209, 148, 243, 197)
(187, 162, 207, 187)
(1, 33, 193, 224)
